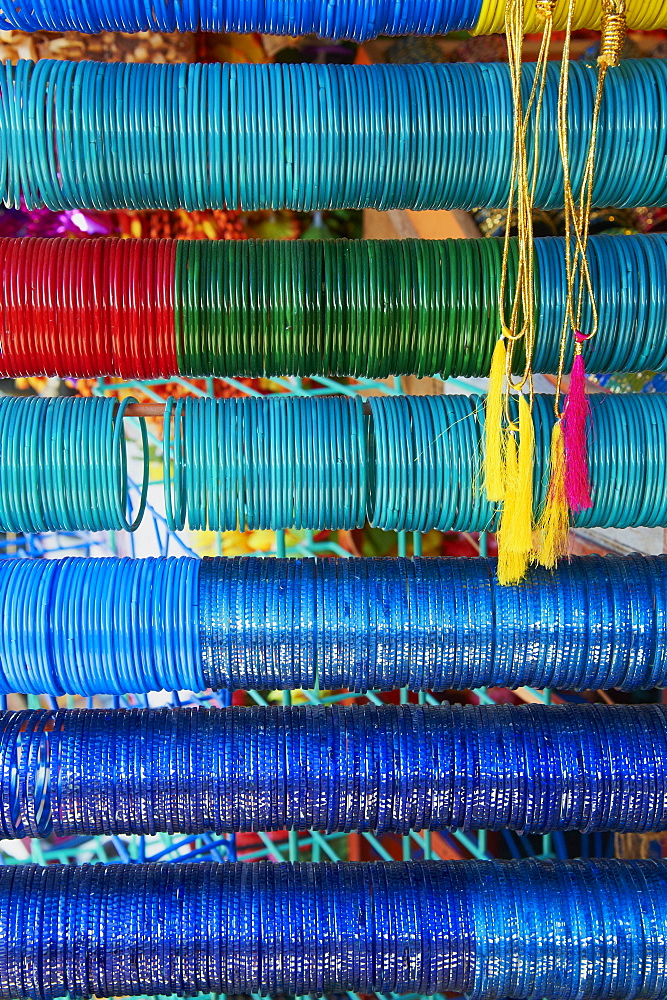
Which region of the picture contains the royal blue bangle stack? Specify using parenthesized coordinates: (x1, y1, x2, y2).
(0, 554, 665, 695)
(0, 556, 202, 695)
(4, 704, 667, 838)
(200, 553, 667, 692)
(166, 392, 667, 534)
(1, 859, 665, 999)
(2, 59, 667, 212)
(0, 0, 483, 36)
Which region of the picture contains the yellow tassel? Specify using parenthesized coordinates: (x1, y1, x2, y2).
(515, 394, 535, 552)
(496, 403, 534, 586)
(484, 337, 507, 502)
(496, 437, 524, 584)
(536, 419, 570, 569)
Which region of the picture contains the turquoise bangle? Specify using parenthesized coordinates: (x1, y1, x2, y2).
(4, 59, 666, 212)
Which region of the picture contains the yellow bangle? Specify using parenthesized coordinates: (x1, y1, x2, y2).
(627, 0, 666, 30)
(471, 0, 505, 35)
(472, 0, 667, 35)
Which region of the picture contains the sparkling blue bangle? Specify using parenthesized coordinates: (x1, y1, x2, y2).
(1, 858, 665, 1000)
(3, 704, 667, 837)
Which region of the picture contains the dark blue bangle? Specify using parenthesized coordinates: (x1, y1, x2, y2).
(3, 703, 667, 839)
(1, 858, 665, 1000)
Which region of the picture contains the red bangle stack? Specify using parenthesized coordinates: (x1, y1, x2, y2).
(0, 238, 178, 378)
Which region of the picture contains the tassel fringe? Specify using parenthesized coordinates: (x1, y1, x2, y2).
(516, 393, 535, 551)
(484, 337, 507, 502)
(562, 338, 593, 512)
(536, 420, 570, 569)
(497, 433, 529, 584)
(496, 396, 534, 585)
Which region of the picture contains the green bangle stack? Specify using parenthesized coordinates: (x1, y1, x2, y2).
(174, 237, 523, 378)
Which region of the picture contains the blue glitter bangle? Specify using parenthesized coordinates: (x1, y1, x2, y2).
(3, 703, 667, 838)
(0, 859, 665, 1000)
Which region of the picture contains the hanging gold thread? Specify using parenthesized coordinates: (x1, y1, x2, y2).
(498, 0, 556, 397)
(484, 0, 555, 583)
(536, 0, 626, 564)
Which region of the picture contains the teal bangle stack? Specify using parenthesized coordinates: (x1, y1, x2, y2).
(0, 396, 148, 533)
(0, 392, 665, 536)
(2, 59, 667, 212)
(165, 392, 667, 534)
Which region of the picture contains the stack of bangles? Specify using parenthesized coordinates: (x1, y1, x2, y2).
(0, 0, 663, 35)
(0, 237, 178, 378)
(2, 704, 667, 837)
(3, 3, 667, 998)
(0, 554, 664, 695)
(1, 860, 666, 1000)
(163, 392, 667, 533)
(2, 59, 667, 212)
(2, 235, 667, 379)
(0, 395, 148, 534)
(1, 392, 667, 534)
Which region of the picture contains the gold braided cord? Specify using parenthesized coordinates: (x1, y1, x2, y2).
(598, 4, 627, 67)
(498, 0, 555, 412)
(552, 0, 626, 413)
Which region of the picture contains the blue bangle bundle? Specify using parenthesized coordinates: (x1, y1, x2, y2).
(199, 554, 667, 693)
(0, 0, 483, 36)
(0, 553, 665, 695)
(4, 234, 667, 380)
(2, 59, 667, 212)
(166, 392, 667, 534)
(4, 703, 667, 838)
(1, 859, 665, 999)
(0, 556, 202, 696)
(0, 396, 148, 533)
(1, 0, 664, 34)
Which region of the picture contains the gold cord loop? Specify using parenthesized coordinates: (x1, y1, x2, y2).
(498, 0, 555, 415)
(551, 0, 623, 414)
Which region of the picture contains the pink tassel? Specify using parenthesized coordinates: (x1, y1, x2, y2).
(562, 332, 593, 512)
